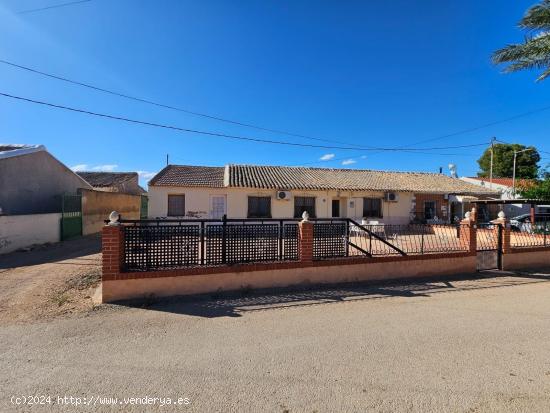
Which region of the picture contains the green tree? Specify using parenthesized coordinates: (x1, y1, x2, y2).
(492, 0, 550, 81)
(477, 143, 540, 178)
(520, 178, 550, 199)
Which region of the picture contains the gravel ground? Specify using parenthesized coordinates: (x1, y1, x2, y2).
(0, 235, 101, 324)
(1, 263, 550, 412)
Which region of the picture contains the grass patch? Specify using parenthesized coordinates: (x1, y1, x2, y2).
(52, 292, 70, 307)
(66, 268, 101, 290)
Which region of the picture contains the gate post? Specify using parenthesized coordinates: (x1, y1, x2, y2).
(102, 212, 124, 280)
(491, 211, 511, 254)
(299, 217, 314, 263)
(459, 208, 477, 253)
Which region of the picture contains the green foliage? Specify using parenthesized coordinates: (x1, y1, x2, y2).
(492, 0, 550, 81)
(477, 143, 540, 179)
(520, 178, 550, 200)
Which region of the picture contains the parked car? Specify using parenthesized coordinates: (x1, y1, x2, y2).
(510, 214, 531, 232)
(510, 214, 550, 234)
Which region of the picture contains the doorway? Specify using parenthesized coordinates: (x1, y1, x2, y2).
(210, 195, 227, 219)
(332, 199, 340, 217)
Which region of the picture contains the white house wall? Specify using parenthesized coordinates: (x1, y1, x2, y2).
(148, 186, 413, 224)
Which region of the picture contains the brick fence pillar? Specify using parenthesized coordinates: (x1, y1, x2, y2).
(491, 214, 511, 254)
(459, 207, 477, 253)
(102, 224, 124, 281)
(299, 220, 314, 263)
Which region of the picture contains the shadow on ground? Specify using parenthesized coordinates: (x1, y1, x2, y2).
(116, 269, 550, 318)
(0, 234, 101, 270)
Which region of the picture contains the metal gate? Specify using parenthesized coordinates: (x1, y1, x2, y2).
(61, 194, 82, 240)
(476, 223, 502, 271)
(140, 195, 148, 219)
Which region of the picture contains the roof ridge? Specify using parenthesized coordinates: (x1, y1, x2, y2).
(229, 163, 446, 175)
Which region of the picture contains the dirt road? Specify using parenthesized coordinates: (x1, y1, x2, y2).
(1, 258, 550, 412)
(0, 235, 101, 324)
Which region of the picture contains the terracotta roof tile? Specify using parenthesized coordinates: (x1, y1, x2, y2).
(149, 165, 225, 187)
(466, 177, 536, 188)
(150, 164, 499, 195)
(228, 165, 498, 194)
(77, 172, 138, 187)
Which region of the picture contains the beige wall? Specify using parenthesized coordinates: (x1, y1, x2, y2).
(0, 150, 91, 215)
(81, 189, 141, 235)
(0, 213, 61, 254)
(102, 255, 476, 302)
(148, 186, 413, 224)
(502, 249, 550, 271)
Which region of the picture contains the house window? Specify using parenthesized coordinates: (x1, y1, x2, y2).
(294, 196, 316, 218)
(363, 198, 382, 218)
(424, 201, 437, 220)
(247, 196, 271, 218)
(167, 194, 185, 216)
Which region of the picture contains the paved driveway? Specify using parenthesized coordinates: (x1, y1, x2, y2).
(1, 271, 550, 412)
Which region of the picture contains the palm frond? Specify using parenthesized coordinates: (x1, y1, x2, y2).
(536, 66, 550, 81)
(493, 35, 550, 62)
(519, 0, 550, 30)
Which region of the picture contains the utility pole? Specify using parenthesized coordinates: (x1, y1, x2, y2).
(489, 137, 496, 189)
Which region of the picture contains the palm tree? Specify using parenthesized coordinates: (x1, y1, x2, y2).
(493, 0, 550, 81)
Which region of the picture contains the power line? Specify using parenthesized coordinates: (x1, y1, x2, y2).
(0, 91, 492, 152)
(3, 59, 549, 151)
(17, 0, 92, 14)
(0, 59, 366, 149)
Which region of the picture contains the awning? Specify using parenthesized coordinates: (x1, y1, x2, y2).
(448, 195, 479, 203)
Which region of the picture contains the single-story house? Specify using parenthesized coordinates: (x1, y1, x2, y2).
(148, 164, 498, 223)
(461, 177, 549, 219)
(0, 144, 144, 254)
(0, 144, 92, 215)
(77, 171, 147, 196)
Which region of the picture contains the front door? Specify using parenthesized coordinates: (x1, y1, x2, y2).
(332, 199, 340, 217)
(424, 201, 436, 220)
(210, 195, 226, 219)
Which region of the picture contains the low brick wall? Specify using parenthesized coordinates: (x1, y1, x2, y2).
(502, 247, 550, 271)
(101, 220, 478, 303)
(102, 253, 476, 302)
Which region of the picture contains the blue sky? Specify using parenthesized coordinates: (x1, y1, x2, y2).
(1, 0, 549, 185)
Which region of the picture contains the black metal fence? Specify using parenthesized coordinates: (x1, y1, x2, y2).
(119, 217, 471, 271)
(511, 220, 550, 248)
(313, 220, 469, 259)
(122, 218, 300, 271)
(476, 223, 501, 251)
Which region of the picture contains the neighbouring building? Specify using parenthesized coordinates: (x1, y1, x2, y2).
(0, 144, 92, 215)
(148, 164, 498, 223)
(76, 171, 146, 196)
(461, 177, 550, 219)
(0, 144, 144, 254)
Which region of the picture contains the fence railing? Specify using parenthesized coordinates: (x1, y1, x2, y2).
(122, 218, 300, 271)
(118, 217, 471, 271)
(312, 220, 469, 259)
(510, 221, 550, 248)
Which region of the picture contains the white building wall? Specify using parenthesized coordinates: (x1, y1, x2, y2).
(0, 213, 61, 254)
(148, 186, 413, 224)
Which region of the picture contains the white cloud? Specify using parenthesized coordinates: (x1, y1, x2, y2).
(91, 164, 118, 172)
(137, 171, 156, 180)
(341, 159, 356, 165)
(319, 153, 335, 161)
(71, 164, 88, 172)
(360, 155, 367, 159)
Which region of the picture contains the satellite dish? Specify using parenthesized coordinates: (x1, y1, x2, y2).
(448, 163, 458, 178)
